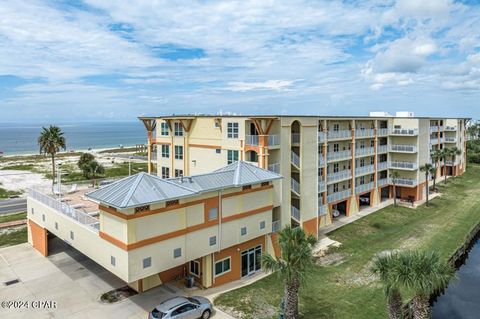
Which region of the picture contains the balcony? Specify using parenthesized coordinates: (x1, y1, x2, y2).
(318, 180, 326, 192)
(292, 133, 301, 144)
(245, 134, 280, 146)
(318, 204, 328, 216)
(429, 126, 444, 133)
(327, 189, 351, 203)
(268, 163, 280, 174)
(291, 206, 300, 222)
(28, 188, 99, 232)
(269, 135, 280, 146)
(355, 182, 375, 194)
(318, 155, 326, 166)
(445, 126, 457, 131)
(390, 161, 418, 170)
(377, 128, 389, 136)
(389, 144, 417, 153)
(377, 178, 389, 187)
(318, 132, 326, 143)
(390, 128, 418, 136)
(355, 129, 375, 138)
(327, 130, 352, 140)
(392, 178, 417, 186)
(444, 137, 457, 143)
(291, 151, 300, 167)
(291, 178, 300, 194)
(355, 164, 375, 176)
(327, 169, 352, 183)
(327, 150, 352, 162)
(377, 145, 388, 153)
(355, 147, 375, 157)
(272, 220, 281, 232)
(377, 161, 388, 171)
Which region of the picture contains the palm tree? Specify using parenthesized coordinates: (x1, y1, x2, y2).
(262, 226, 316, 319)
(82, 160, 105, 187)
(439, 149, 448, 184)
(371, 253, 403, 319)
(448, 147, 462, 178)
(420, 163, 433, 206)
(38, 126, 66, 187)
(395, 250, 454, 319)
(389, 171, 400, 206)
(430, 149, 442, 192)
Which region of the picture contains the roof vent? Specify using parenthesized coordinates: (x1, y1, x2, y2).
(188, 177, 193, 183)
(4, 279, 20, 286)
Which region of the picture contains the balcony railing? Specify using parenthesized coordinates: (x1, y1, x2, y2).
(291, 205, 300, 221)
(327, 150, 352, 161)
(245, 135, 259, 146)
(355, 147, 375, 157)
(327, 189, 351, 203)
(327, 130, 352, 140)
(28, 188, 99, 232)
(377, 145, 388, 153)
(445, 126, 457, 131)
(377, 161, 388, 171)
(318, 180, 326, 192)
(429, 126, 442, 133)
(355, 129, 375, 138)
(268, 163, 280, 174)
(292, 133, 300, 144)
(355, 164, 375, 176)
(390, 128, 418, 136)
(389, 144, 417, 153)
(444, 137, 457, 143)
(377, 128, 389, 136)
(392, 178, 417, 186)
(268, 134, 280, 146)
(291, 151, 300, 167)
(390, 161, 417, 170)
(377, 178, 389, 187)
(318, 204, 328, 216)
(355, 182, 374, 194)
(318, 155, 326, 166)
(327, 169, 352, 183)
(318, 132, 326, 143)
(291, 178, 300, 194)
(272, 220, 281, 232)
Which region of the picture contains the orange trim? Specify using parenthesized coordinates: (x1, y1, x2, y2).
(29, 219, 48, 256)
(100, 205, 273, 251)
(189, 144, 221, 149)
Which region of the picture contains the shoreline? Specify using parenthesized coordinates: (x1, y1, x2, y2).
(0, 144, 143, 158)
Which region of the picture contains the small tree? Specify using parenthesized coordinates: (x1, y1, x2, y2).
(420, 163, 433, 206)
(78, 153, 95, 171)
(38, 126, 66, 187)
(262, 226, 316, 319)
(448, 147, 462, 178)
(389, 171, 400, 206)
(371, 253, 403, 319)
(81, 160, 105, 187)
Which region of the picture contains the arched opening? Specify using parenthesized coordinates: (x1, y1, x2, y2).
(245, 150, 259, 163)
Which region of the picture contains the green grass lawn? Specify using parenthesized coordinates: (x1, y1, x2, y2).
(0, 212, 28, 248)
(0, 186, 22, 199)
(0, 212, 27, 224)
(215, 164, 480, 319)
(0, 164, 35, 171)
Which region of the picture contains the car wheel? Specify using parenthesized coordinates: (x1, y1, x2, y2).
(201, 309, 211, 319)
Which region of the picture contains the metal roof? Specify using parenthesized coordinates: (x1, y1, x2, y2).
(86, 161, 282, 209)
(139, 114, 471, 120)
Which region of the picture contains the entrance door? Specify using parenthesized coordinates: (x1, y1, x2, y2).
(241, 245, 262, 277)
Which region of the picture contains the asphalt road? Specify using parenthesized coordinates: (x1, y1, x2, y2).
(0, 198, 27, 214)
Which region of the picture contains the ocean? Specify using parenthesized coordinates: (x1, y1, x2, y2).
(0, 122, 146, 155)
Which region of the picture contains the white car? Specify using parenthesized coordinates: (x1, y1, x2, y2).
(149, 296, 212, 319)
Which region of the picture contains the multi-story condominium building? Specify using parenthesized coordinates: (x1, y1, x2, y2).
(139, 112, 468, 238)
(27, 161, 282, 292)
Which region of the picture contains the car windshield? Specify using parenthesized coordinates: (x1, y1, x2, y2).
(187, 297, 200, 305)
(151, 308, 166, 318)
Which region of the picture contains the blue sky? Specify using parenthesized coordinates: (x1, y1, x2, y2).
(0, 0, 479, 122)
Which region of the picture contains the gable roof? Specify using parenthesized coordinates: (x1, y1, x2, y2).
(86, 161, 282, 209)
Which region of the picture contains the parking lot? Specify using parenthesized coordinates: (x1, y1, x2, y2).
(0, 239, 232, 319)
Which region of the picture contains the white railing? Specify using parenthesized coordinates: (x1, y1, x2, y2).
(377, 178, 389, 187)
(390, 128, 418, 136)
(392, 178, 417, 186)
(318, 180, 326, 192)
(355, 129, 375, 138)
(269, 135, 280, 146)
(28, 188, 99, 232)
(445, 126, 457, 131)
(377, 161, 388, 171)
(327, 189, 351, 203)
(291, 178, 300, 194)
(327, 150, 352, 161)
(318, 155, 326, 166)
(377, 145, 388, 153)
(389, 144, 417, 152)
(268, 163, 280, 174)
(390, 161, 417, 170)
(318, 132, 326, 143)
(327, 169, 352, 183)
(355, 164, 375, 176)
(355, 147, 375, 157)
(430, 126, 440, 133)
(355, 182, 374, 194)
(318, 204, 328, 216)
(291, 151, 300, 167)
(292, 133, 301, 144)
(377, 128, 389, 136)
(444, 137, 457, 143)
(327, 130, 352, 140)
(291, 205, 300, 221)
(245, 135, 259, 146)
(272, 220, 281, 232)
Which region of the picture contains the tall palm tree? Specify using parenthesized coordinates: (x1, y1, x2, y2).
(448, 147, 462, 178)
(430, 149, 442, 192)
(371, 253, 403, 319)
(420, 163, 433, 206)
(389, 171, 400, 206)
(438, 148, 448, 184)
(38, 126, 66, 187)
(262, 226, 316, 319)
(395, 250, 454, 319)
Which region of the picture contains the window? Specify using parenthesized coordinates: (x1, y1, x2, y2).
(161, 145, 170, 158)
(241, 227, 247, 236)
(209, 236, 217, 246)
(360, 158, 365, 167)
(172, 304, 196, 316)
(370, 174, 375, 182)
(174, 122, 183, 136)
(161, 167, 170, 179)
(173, 248, 182, 258)
(333, 183, 339, 192)
(227, 122, 239, 138)
(31, 208, 34, 215)
(370, 139, 375, 147)
(190, 260, 200, 277)
(215, 257, 231, 276)
(208, 207, 218, 221)
(166, 199, 179, 207)
(174, 169, 183, 177)
(42, 214, 45, 221)
(216, 148, 221, 154)
(227, 150, 239, 164)
(333, 124, 339, 131)
(360, 176, 365, 184)
(214, 121, 220, 128)
(55, 222, 58, 230)
(70, 231, 74, 240)
(174, 145, 183, 160)
(161, 122, 169, 136)
(143, 257, 151, 268)
(111, 256, 116, 266)
(333, 163, 339, 173)
(333, 143, 339, 152)
(260, 221, 266, 229)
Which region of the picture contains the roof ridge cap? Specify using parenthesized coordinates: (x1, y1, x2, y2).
(120, 173, 145, 207)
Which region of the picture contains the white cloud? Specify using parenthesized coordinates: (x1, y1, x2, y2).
(226, 80, 294, 92)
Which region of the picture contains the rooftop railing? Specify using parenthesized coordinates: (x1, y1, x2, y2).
(327, 130, 352, 140)
(355, 164, 375, 176)
(327, 169, 352, 183)
(327, 150, 352, 161)
(355, 147, 375, 157)
(327, 189, 351, 203)
(389, 144, 417, 153)
(390, 161, 418, 170)
(390, 128, 418, 136)
(355, 182, 375, 194)
(355, 129, 375, 138)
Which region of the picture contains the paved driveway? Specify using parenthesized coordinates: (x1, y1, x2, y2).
(0, 239, 232, 319)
